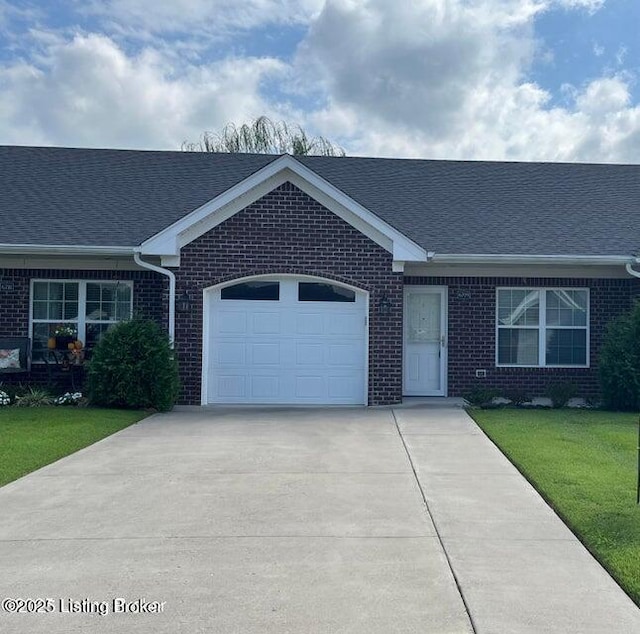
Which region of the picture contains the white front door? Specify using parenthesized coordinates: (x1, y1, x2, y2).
(403, 286, 447, 396)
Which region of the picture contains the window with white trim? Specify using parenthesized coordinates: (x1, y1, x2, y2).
(496, 288, 588, 367)
(31, 281, 133, 356)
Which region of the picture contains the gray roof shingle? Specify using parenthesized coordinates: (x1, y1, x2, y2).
(1, 145, 639, 257)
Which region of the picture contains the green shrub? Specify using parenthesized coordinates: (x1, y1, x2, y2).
(598, 302, 640, 411)
(87, 319, 180, 411)
(14, 387, 52, 407)
(545, 382, 577, 409)
(0, 382, 29, 404)
(463, 385, 498, 407)
(505, 389, 531, 407)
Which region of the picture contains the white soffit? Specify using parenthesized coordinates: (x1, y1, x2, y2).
(139, 155, 427, 262)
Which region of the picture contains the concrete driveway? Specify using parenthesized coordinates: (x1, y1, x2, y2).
(0, 406, 639, 633)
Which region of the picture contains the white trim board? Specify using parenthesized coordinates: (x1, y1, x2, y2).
(404, 263, 633, 279)
(140, 155, 426, 262)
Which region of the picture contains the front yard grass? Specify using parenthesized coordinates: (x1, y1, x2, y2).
(470, 408, 640, 606)
(0, 407, 146, 487)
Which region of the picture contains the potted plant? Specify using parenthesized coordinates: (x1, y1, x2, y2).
(52, 324, 77, 350)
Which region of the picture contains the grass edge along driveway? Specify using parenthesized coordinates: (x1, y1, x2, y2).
(0, 407, 147, 487)
(470, 408, 640, 607)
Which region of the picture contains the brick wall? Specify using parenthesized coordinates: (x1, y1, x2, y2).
(405, 276, 635, 400)
(174, 182, 403, 405)
(0, 268, 166, 391)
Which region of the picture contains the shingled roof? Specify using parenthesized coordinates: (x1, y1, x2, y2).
(1, 145, 639, 257)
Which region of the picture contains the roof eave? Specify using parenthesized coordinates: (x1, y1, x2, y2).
(0, 244, 136, 257)
(430, 254, 635, 265)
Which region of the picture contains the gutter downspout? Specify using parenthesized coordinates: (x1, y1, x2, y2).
(625, 259, 640, 279)
(133, 250, 176, 344)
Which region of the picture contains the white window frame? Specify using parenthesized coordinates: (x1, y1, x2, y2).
(495, 287, 590, 368)
(30, 279, 134, 360)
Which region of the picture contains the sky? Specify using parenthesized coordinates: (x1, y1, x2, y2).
(0, 0, 639, 162)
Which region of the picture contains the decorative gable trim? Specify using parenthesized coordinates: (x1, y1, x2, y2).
(139, 155, 427, 262)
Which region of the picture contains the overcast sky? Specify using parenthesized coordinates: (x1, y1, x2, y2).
(1, 0, 639, 162)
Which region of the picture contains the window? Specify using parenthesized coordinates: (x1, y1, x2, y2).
(221, 281, 279, 300)
(31, 281, 133, 356)
(298, 282, 355, 302)
(496, 288, 588, 367)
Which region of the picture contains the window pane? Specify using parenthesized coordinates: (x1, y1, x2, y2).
(221, 281, 279, 300)
(48, 301, 63, 320)
(32, 323, 51, 354)
(498, 329, 539, 365)
(546, 329, 587, 365)
(116, 285, 131, 302)
(497, 290, 539, 326)
(546, 290, 587, 327)
(49, 283, 63, 301)
(33, 283, 48, 300)
(102, 302, 117, 320)
(101, 286, 115, 303)
(63, 302, 78, 320)
(86, 302, 101, 319)
(407, 292, 441, 342)
(86, 323, 113, 348)
(86, 284, 101, 302)
(116, 302, 131, 321)
(298, 282, 356, 302)
(33, 301, 48, 320)
(64, 283, 78, 301)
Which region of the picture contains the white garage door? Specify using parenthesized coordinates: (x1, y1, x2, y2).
(205, 277, 367, 404)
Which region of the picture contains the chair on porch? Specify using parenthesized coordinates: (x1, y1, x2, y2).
(0, 337, 31, 375)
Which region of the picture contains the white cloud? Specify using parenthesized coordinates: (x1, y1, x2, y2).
(298, 0, 539, 139)
(555, 0, 605, 12)
(296, 0, 640, 162)
(79, 0, 324, 37)
(0, 0, 637, 164)
(0, 33, 286, 149)
(616, 45, 628, 66)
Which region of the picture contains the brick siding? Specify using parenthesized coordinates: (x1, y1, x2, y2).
(3, 202, 637, 407)
(0, 268, 166, 391)
(405, 276, 637, 400)
(174, 182, 403, 405)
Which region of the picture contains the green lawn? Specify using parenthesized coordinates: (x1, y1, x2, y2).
(471, 408, 640, 606)
(0, 407, 146, 487)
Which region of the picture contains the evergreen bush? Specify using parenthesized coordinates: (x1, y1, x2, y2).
(598, 302, 640, 411)
(87, 319, 180, 411)
(463, 384, 499, 407)
(545, 382, 577, 409)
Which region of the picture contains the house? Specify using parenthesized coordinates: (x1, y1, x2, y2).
(1, 145, 639, 405)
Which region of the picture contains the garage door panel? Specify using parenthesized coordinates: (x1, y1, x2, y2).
(252, 312, 281, 334)
(328, 313, 362, 335)
(208, 278, 366, 404)
(218, 311, 247, 334)
(295, 375, 325, 399)
(251, 342, 280, 365)
(217, 342, 246, 365)
(295, 313, 324, 335)
(328, 343, 361, 366)
(296, 342, 324, 365)
(328, 376, 363, 399)
(250, 375, 280, 398)
(217, 375, 246, 398)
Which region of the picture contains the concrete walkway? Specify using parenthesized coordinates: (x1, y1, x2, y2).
(0, 406, 638, 633)
(394, 405, 640, 633)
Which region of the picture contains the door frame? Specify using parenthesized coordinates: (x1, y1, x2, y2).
(201, 273, 370, 405)
(402, 285, 448, 396)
